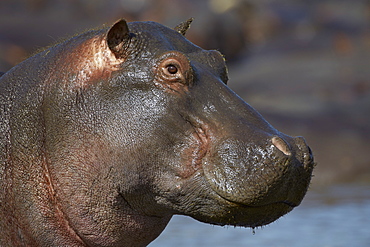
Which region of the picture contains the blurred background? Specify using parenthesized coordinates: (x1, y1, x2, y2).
(1, 0, 369, 246)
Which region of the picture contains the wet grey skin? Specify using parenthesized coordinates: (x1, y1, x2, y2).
(0, 19, 314, 246)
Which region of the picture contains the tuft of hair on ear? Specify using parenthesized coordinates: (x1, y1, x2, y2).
(174, 18, 194, 36)
(107, 19, 131, 58)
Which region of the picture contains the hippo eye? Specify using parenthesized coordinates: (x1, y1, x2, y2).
(157, 52, 192, 87)
(167, 64, 178, 74)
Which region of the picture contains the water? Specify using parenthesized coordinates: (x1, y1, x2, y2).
(150, 184, 370, 247)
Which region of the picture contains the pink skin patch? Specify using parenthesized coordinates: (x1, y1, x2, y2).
(48, 34, 124, 89)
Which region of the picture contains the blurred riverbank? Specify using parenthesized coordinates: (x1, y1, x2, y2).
(1, 0, 369, 186)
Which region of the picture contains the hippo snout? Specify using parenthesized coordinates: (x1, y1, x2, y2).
(202, 133, 314, 216)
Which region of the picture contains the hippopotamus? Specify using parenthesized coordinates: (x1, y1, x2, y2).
(0, 19, 314, 246)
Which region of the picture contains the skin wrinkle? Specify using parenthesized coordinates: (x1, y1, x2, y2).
(42, 155, 86, 246)
(41, 94, 87, 246)
(178, 123, 209, 179)
(172, 106, 214, 180)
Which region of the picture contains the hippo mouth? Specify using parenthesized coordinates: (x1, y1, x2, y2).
(223, 197, 299, 209)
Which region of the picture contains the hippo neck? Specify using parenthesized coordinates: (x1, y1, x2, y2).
(3, 147, 171, 246)
(42, 140, 172, 246)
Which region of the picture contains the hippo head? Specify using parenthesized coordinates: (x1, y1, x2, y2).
(94, 20, 315, 226)
(2, 19, 314, 246)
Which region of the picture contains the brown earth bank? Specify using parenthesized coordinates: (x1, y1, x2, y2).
(1, 0, 369, 187)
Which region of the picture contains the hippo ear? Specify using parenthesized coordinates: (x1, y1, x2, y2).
(107, 19, 131, 58)
(174, 18, 194, 36)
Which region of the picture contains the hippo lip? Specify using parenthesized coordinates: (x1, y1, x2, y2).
(206, 170, 304, 210)
(218, 194, 298, 209)
(280, 200, 298, 208)
(242, 200, 298, 209)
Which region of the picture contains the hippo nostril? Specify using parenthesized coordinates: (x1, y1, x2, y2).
(271, 136, 291, 156)
(294, 136, 314, 167)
